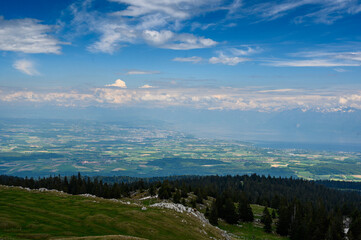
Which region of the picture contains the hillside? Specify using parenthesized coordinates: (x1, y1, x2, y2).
(2, 173, 361, 240)
(0, 185, 228, 240)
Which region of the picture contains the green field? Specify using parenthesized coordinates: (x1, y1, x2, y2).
(0, 186, 227, 240)
(0, 119, 360, 180)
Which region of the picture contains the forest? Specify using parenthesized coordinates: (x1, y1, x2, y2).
(1, 173, 361, 240)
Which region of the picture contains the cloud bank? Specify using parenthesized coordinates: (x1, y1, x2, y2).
(1, 86, 361, 112)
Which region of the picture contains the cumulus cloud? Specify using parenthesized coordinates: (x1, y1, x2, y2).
(0, 16, 62, 54)
(209, 52, 249, 66)
(13, 59, 39, 76)
(142, 30, 174, 45)
(139, 85, 154, 88)
(105, 79, 127, 88)
(173, 56, 203, 63)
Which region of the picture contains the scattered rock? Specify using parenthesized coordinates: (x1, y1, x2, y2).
(139, 195, 158, 200)
(149, 202, 209, 224)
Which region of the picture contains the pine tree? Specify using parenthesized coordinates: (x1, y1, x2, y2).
(348, 210, 361, 240)
(311, 201, 328, 240)
(262, 206, 272, 233)
(223, 198, 238, 224)
(209, 200, 218, 226)
(149, 185, 156, 196)
(325, 210, 344, 240)
(158, 181, 171, 199)
(238, 194, 254, 222)
(272, 209, 277, 219)
(205, 207, 210, 218)
(173, 189, 181, 203)
(289, 203, 308, 240)
(191, 199, 197, 208)
(277, 204, 291, 236)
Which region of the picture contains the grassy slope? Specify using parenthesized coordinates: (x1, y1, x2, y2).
(0, 186, 226, 240)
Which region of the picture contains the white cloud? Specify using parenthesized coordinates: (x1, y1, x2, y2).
(173, 56, 203, 63)
(258, 89, 297, 93)
(105, 79, 127, 88)
(164, 34, 217, 50)
(269, 59, 360, 67)
(231, 46, 262, 56)
(269, 50, 361, 68)
(249, 0, 361, 24)
(68, 0, 219, 53)
(139, 84, 154, 88)
(86, 22, 137, 54)
(109, 0, 223, 19)
(335, 52, 361, 62)
(2, 86, 361, 112)
(143, 30, 217, 50)
(126, 70, 160, 75)
(209, 52, 249, 66)
(143, 30, 174, 45)
(207, 46, 260, 66)
(334, 68, 347, 73)
(13, 59, 39, 76)
(339, 97, 348, 104)
(0, 16, 62, 54)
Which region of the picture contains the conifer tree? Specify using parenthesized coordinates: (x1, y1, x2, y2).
(149, 185, 156, 196)
(262, 206, 272, 233)
(209, 200, 219, 226)
(238, 194, 254, 222)
(173, 189, 181, 203)
(348, 210, 361, 240)
(205, 207, 210, 218)
(277, 204, 291, 236)
(289, 204, 308, 240)
(272, 209, 277, 219)
(325, 210, 344, 240)
(223, 198, 238, 224)
(158, 180, 171, 199)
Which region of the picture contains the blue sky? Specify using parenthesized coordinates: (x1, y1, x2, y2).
(1, 0, 361, 112)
